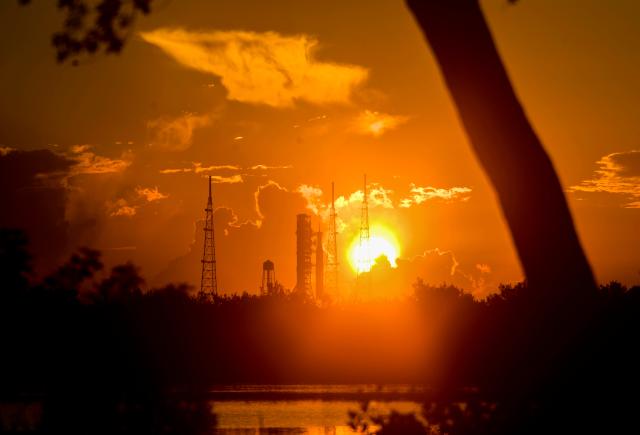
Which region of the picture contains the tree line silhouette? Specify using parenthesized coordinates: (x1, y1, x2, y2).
(1, 229, 638, 433)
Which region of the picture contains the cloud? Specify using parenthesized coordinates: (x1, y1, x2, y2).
(412, 248, 460, 276)
(160, 163, 241, 174)
(106, 187, 169, 220)
(211, 174, 243, 184)
(297, 184, 324, 214)
(159, 162, 290, 178)
(570, 150, 640, 208)
(254, 180, 288, 224)
(159, 168, 190, 174)
(68, 145, 132, 176)
(358, 247, 495, 300)
(108, 198, 137, 217)
(401, 249, 495, 298)
(334, 190, 364, 211)
(140, 29, 368, 107)
(399, 185, 472, 208)
(353, 110, 408, 137)
(369, 184, 394, 208)
(147, 112, 213, 151)
(159, 168, 244, 183)
(135, 186, 169, 202)
(193, 163, 241, 174)
(476, 263, 492, 274)
(296, 183, 472, 220)
(250, 164, 293, 170)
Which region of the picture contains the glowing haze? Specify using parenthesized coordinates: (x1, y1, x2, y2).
(0, 0, 638, 299)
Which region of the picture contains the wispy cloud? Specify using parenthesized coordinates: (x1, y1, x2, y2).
(69, 145, 132, 175)
(147, 112, 213, 151)
(210, 174, 243, 184)
(160, 162, 290, 177)
(193, 163, 241, 174)
(476, 263, 491, 274)
(163, 172, 243, 183)
(570, 150, 640, 208)
(159, 168, 190, 174)
(412, 248, 460, 276)
(353, 110, 408, 137)
(250, 164, 293, 170)
(135, 186, 169, 202)
(399, 185, 472, 208)
(296, 182, 471, 221)
(140, 29, 368, 107)
(254, 180, 288, 225)
(106, 187, 170, 218)
(108, 198, 137, 218)
(160, 163, 241, 174)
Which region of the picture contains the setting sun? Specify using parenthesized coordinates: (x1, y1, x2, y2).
(348, 226, 400, 274)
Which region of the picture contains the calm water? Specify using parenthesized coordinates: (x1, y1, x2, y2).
(0, 385, 426, 433)
(210, 385, 425, 434)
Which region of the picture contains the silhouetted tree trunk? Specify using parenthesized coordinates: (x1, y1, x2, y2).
(407, 0, 595, 299)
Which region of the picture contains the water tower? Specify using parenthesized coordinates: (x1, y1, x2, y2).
(261, 259, 276, 295)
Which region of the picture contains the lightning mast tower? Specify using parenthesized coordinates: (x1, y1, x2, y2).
(326, 182, 339, 296)
(358, 174, 370, 276)
(200, 176, 218, 296)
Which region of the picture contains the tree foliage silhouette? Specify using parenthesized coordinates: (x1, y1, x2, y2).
(19, 0, 154, 64)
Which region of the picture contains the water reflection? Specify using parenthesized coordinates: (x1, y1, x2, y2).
(1, 385, 425, 433)
(212, 398, 422, 434)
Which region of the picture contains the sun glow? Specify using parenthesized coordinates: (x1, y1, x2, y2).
(348, 226, 400, 274)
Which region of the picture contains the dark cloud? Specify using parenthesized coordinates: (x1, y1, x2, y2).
(356, 248, 495, 301)
(611, 150, 640, 177)
(0, 149, 73, 273)
(570, 150, 640, 208)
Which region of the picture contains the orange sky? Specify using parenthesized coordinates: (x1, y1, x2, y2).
(0, 0, 638, 297)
